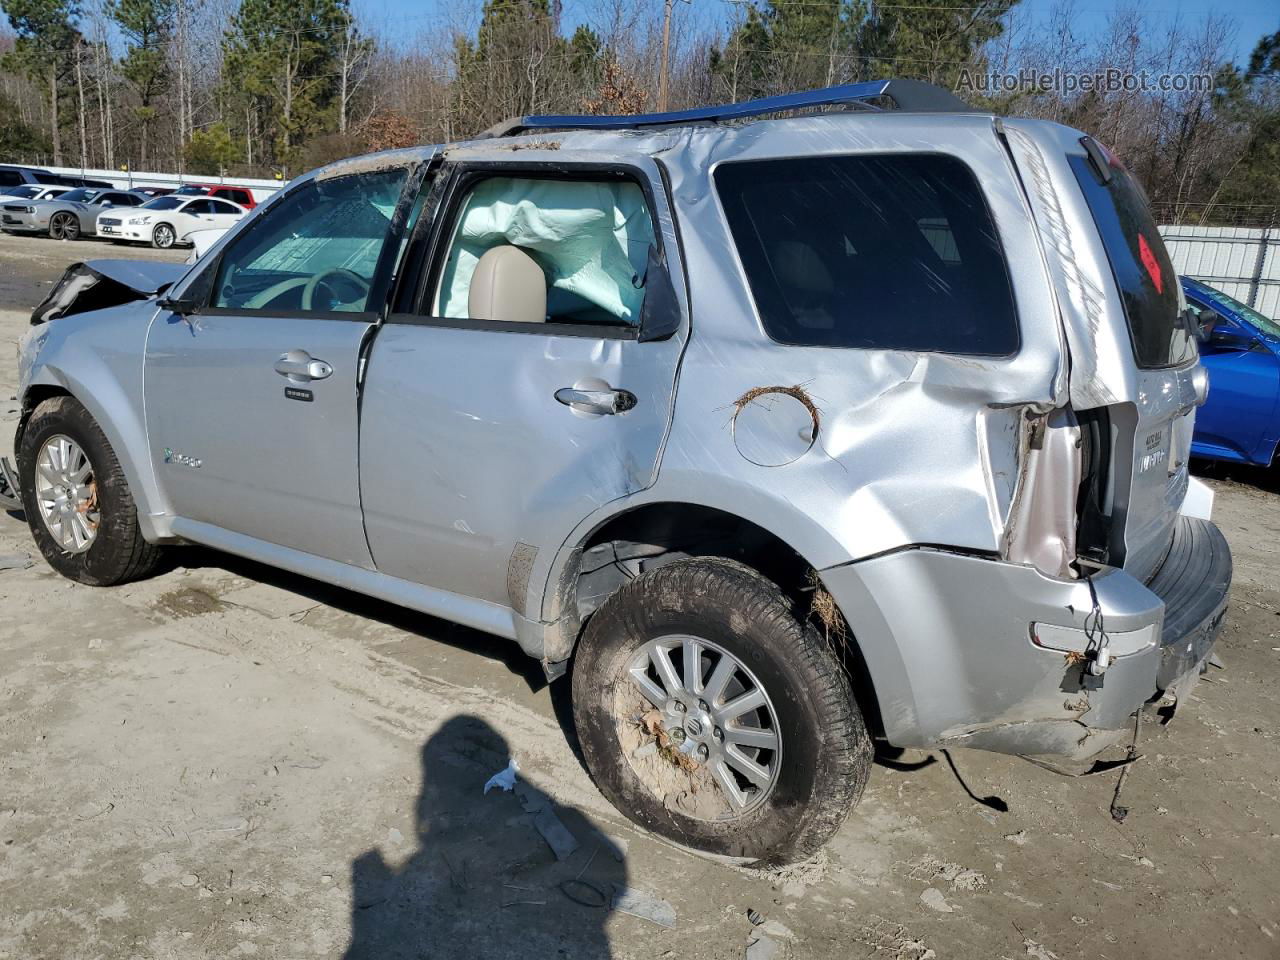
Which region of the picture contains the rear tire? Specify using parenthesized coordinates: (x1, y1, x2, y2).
(571, 556, 872, 865)
(19, 396, 162, 586)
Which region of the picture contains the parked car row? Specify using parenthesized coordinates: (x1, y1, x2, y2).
(0, 180, 248, 248)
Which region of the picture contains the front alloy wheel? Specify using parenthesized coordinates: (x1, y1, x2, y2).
(33, 434, 100, 554)
(49, 212, 80, 241)
(152, 223, 175, 249)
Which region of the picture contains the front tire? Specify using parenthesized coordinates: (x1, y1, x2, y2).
(152, 223, 176, 249)
(571, 557, 872, 865)
(19, 396, 162, 586)
(49, 212, 80, 241)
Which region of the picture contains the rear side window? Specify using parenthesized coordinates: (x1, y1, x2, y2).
(1069, 153, 1194, 368)
(714, 154, 1019, 355)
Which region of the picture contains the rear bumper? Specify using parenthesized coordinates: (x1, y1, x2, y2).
(820, 516, 1231, 761)
(1148, 516, 1231, 688)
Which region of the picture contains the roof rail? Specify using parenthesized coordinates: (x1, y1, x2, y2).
(480, 78, 970, 138)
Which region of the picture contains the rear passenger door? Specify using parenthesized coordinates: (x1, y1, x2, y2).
(359, 158, 688, 616)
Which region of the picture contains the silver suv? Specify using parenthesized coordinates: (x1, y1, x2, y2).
(4, 80, 1232, 865)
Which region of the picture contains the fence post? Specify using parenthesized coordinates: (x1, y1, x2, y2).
(1248, 212, 1275, 309)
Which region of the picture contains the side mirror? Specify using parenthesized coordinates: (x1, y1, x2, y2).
(1208, 327, 1259, 352)
(1191, 308, 1220, 343)
(158, 296, 197, 316)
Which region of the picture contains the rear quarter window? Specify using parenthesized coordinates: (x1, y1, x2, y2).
(714, 153, 1019, 355)
(1069, 153, 1194, 368)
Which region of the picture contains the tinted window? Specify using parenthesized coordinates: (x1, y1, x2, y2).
(175, 185, 208, 196)
(715, 154, 1019, 355)
(185, 199, 213, 214)
(0, 170, 24, 187)
(209, 199, 240, 214)
(213, 169, 407, 313)
(222, 189, 251, 205)
(1070, 154, 1194, 368)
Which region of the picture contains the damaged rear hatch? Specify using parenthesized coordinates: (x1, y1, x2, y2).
(1067, 140, 1199, 579)
(30, 259, 189, 326)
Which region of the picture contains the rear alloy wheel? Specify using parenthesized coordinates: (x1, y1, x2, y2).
(152, 223, 175, 249)
(48, 212, 79, 241)
(572, 557, 872, 865)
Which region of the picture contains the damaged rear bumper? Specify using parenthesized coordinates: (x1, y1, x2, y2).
(820, 515, 1232, 762)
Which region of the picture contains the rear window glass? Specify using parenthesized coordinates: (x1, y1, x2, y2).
(714, 154, 1019, 355)
(1069, 154, 1194, 368)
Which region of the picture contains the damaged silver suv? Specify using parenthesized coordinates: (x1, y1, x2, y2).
(5, 80, 1231, 865)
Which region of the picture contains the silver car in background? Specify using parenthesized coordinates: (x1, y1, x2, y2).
(5, 80, 1232, 865)
(1, 187, 148, 240)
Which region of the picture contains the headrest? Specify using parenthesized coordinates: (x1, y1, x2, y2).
(468, 245, 546, 323)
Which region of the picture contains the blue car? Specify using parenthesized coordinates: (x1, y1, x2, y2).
(1182, 276, 1280, 467)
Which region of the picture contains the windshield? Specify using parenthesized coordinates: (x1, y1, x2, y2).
(142, 196, 184, 211)
(7, 185, 41, 199)
(58, 188, 100, 203)
(1186, 279, 1280, 340)
(175, 185, 208, 195)
(1070, 151, 1195, 368)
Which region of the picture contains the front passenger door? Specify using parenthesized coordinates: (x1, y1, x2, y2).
(144, 164, 417, 567)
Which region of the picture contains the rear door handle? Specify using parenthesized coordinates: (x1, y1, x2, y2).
(274, 351, 333, 381)
(554, 385, 637, 416)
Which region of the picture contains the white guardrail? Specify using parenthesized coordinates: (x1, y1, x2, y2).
(26, 163, 282, 203)
(1160, 224, 1280, 319)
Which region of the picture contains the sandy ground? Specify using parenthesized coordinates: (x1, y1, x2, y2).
(1, 232, 1279, 959)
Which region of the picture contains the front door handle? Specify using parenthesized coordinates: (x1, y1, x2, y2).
(555, 384, 637, 416)
(274, 351, 333, 381)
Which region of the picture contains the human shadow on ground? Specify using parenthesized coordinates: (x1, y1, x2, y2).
(343, 714, 627, 959)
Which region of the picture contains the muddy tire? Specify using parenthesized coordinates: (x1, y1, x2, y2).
(18, 396, 162, 586)
(571, 556, 872, 865)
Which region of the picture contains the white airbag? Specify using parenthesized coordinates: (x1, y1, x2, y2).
(438, 178, 653, 324)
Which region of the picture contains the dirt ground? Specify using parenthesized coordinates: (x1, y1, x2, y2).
(1, 231, 1278, 959)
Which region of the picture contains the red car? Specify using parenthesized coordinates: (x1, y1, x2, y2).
(172, 183, 257, 209)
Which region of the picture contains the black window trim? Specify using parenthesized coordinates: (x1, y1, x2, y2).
(711, 150, 1023, 359)
(384, 159, 671, 342)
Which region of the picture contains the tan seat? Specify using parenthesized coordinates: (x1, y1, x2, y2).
(468, 245, 546, 323)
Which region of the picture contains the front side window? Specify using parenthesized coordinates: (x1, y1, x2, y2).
(1070, 152, 1194, 368)
(212, 168, 408, 314)
(433, 175, 655, 327)
(715, 154, 1019, 355)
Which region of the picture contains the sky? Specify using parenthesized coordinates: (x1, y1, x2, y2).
(351, 0, 1278, 68)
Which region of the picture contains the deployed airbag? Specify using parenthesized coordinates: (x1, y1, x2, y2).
(438, 178, 654, 324)
(31, 259, 188, 325)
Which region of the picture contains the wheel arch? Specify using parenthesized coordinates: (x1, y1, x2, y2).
(20, 362, 168, 541)
(538, 498, 886, 737)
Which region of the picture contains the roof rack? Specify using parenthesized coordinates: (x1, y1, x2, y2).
(480, 78, 970, 138)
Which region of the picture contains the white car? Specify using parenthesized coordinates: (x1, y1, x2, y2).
(0, 184, 74, 204)
(97, 195, 246, 249)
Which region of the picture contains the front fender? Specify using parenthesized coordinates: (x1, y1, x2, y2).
(20, 304, 170, 539)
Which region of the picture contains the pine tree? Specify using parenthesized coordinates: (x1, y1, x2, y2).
(2, 0, 81, 164)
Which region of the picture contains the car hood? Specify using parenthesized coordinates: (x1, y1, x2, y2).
(31, 259, 190, 325)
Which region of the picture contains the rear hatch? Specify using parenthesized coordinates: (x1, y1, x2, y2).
(1066, 139, 1200, 580)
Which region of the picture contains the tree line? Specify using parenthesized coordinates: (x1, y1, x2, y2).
(0, 0, 1276, 225)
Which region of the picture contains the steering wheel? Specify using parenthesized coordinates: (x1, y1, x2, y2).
(302, 268, 371, 311)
